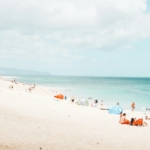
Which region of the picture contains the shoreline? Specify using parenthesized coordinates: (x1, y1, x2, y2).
(1, 76, 149, 113)
(0, 76, 150, 150)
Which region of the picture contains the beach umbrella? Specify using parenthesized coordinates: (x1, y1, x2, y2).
(109, 105, 123, 114)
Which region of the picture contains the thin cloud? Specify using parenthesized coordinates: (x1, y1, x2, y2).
(0, 0, 150, 59)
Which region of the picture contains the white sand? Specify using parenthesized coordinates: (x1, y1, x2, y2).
(0, 78, 150, 150)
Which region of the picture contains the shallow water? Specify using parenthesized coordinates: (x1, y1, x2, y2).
(10, 75, 150, 111)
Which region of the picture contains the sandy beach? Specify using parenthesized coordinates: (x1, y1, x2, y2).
(0, 78, 150, 150)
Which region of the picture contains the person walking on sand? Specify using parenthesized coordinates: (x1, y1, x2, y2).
(131, 102, 135, 112)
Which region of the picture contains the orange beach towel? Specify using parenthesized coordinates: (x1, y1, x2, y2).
(133, 119, 143, 126)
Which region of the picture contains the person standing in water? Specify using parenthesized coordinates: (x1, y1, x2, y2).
(131, 102, 135, 112)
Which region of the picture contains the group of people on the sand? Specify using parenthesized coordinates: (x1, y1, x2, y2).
(70, 97, 149, 127)
(66, 89, 71, 91)
(26, 84, 36, 93)
(90, 99, 100, 107)
(86, 99, 103, 107)
(11, 80, 19, 84)
(52, 90, 57, 93)
(9, 80, 36, 93)
(9, 80, 16, 89)
(119, 112, 150, 126)
(119, 102, 150, 127)
(9, 85, 13, 90)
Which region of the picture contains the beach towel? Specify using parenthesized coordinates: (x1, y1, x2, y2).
(133, 119, 143, 126)
(121, 120, 130, 124)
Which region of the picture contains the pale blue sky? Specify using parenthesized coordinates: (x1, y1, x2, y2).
(0, 0, 150, 77)
(147, 0, 150, 12)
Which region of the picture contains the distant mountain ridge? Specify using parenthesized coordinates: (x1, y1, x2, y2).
(0, 67, 51, 75)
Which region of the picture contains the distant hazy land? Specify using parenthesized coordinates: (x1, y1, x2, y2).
(0, 67, 51, 76)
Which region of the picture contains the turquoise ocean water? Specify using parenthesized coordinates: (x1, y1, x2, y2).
(11, 75, 150, 111)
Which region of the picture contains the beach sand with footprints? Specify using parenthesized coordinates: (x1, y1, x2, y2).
(0, 78, 150, 150)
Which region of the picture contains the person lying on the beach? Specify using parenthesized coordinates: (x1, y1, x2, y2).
(130, 118, 147, 126)
(120, 113, 130, 124)
(11, 80, 15, 83)
(146, 116, 150, 120)
(25, 87, 32, 93)
(88, 97, 92, 99)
